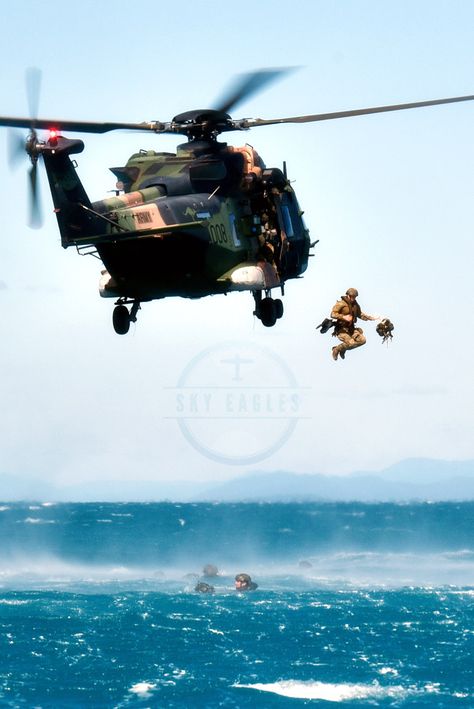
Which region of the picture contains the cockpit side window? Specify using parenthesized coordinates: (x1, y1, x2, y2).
(189, 161, 227, 191)
(189, 161, 227, 180)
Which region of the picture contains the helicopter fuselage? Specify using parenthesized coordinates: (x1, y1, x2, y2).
(42, 135, 311, 330)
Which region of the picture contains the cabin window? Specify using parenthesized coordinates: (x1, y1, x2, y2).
(229, 213, 241, 247)
(281, 205, 294, 238)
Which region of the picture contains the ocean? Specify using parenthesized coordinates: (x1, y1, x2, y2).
(0, 501, 473, 707)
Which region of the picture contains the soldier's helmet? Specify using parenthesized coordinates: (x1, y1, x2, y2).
(195, 581, 215, 593)
(346, 288, 359, 297)
(235, 573, 251, 584)
(202, 564, 218, 577)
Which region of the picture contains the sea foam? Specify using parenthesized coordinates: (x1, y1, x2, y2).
(235, 679, 433, 702)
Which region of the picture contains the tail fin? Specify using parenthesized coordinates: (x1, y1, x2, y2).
(42, 136, 103, 247)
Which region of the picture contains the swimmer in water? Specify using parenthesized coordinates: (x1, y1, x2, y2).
(234, 573, 258, 591)
(195, 581, 215, 594)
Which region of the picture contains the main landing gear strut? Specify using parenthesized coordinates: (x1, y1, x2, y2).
(112, 299, 140, 335)
(253, 289, 284, 327)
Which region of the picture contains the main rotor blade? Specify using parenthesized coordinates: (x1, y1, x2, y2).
(26, 67, 42, 123)
(1, 93, 472, 137)
(0, 116, 168, 134)
(215, 68, 296, 115)
(239, 94, 474, 129)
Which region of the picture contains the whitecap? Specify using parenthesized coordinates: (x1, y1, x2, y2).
(378, 667, 399, 677)
(129, 682, 156, 697)
(23, 517, 56, 524)
(235, 680, 410, 702)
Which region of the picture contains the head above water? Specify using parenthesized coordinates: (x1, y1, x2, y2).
(235, 572, 258, 591)
(235, 573, 252, 588)
(202, 564, 219, 577)
(195, 581, 215, 594)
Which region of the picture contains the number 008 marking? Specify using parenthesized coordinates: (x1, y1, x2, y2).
(209, 223, 228, 244)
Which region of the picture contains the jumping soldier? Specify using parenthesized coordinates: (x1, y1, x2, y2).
(331, 288, 379, 360)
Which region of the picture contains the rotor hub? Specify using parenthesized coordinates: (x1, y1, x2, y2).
(25, 130, 42, 163)
(171, 109, 233, 140)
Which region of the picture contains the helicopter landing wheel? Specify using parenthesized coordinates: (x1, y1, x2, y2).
(259, 297, 277, 327)
(113, 304, 130, 335)
(274, 298, 284, 319)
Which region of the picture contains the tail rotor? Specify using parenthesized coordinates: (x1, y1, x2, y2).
(7, 67, 44, 228)
(27, 149, 42, 229)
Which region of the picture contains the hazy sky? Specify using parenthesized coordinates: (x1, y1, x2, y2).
(0, 0, 472, 491)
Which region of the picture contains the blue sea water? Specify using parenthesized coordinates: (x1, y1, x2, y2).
(0, 501, 473, 707)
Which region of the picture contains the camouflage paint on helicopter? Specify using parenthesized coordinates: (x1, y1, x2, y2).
(41, 132, 309, 332)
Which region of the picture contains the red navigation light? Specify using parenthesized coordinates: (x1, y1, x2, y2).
(48, 128, 59, 146)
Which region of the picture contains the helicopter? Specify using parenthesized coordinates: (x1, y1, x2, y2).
(1, 69, 473, 334)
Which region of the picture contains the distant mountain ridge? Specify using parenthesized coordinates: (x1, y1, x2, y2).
(195, 458, 474, 502)
(0, 458, 473, 502)
(365, 458, 474, 484)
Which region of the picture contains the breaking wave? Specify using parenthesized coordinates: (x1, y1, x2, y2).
(236, 679, 442, 702)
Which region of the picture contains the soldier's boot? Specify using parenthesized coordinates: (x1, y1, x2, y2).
(332, 346, 339, 361)
(339, 348, 346, 360)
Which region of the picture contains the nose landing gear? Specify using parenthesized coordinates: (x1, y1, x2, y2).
(112, 299, 141, 335)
